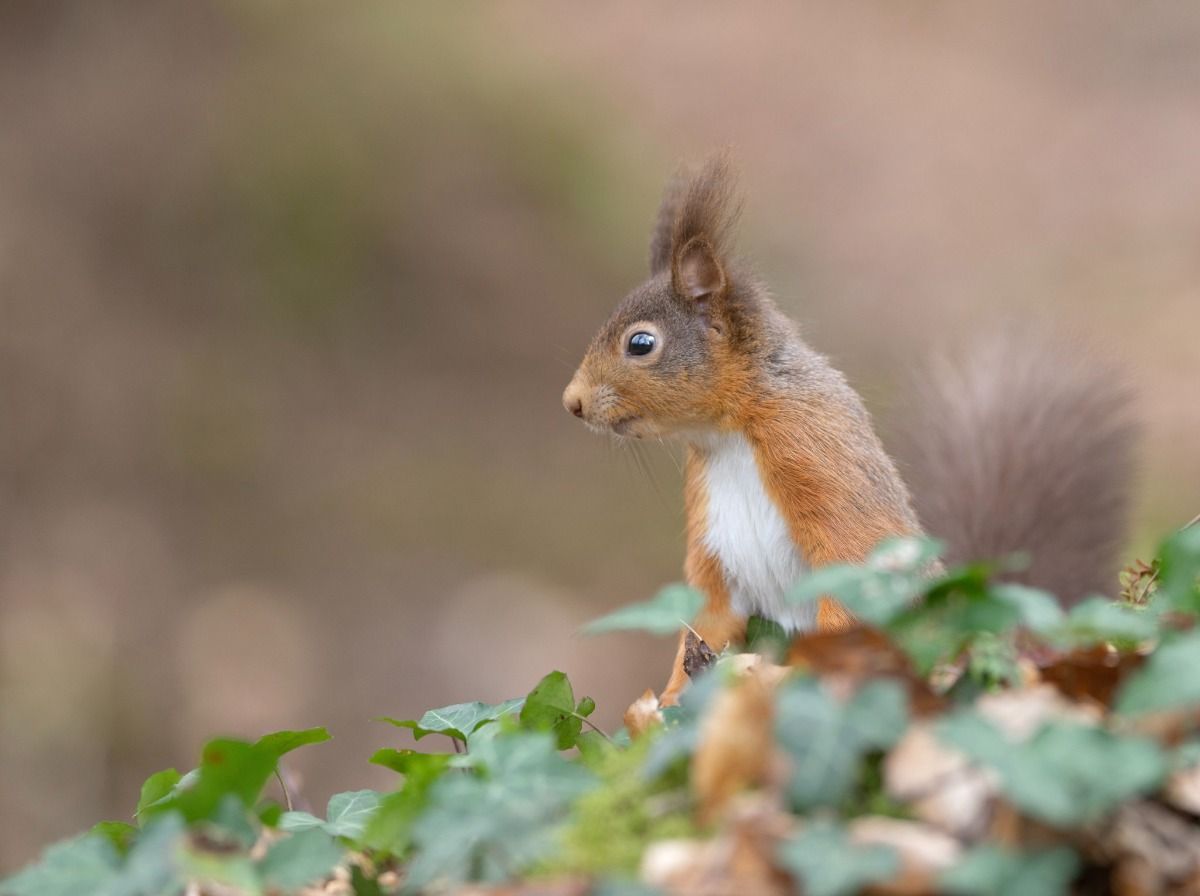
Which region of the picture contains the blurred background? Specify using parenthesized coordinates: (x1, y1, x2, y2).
(2, 2, 1199, 869)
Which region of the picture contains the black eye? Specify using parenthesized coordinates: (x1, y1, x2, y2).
(627, 331, 656, 357)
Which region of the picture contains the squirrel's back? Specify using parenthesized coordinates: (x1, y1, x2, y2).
(891, 331, 1137, 604)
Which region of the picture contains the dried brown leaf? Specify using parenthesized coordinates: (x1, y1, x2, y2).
(849, 817, 960, 895)
(692, 673, 777, 823)
(787, 627, 944, 716)
(623, 688, 663, 739)
(1039, 644, 1145, 709)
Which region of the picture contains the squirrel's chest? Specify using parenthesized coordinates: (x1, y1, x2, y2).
(697, 434, 816, 633)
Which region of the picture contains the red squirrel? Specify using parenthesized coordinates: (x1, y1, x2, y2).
(562, 155, 1134, 706)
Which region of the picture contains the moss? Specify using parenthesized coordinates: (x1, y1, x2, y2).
(545, 736, 698, 877)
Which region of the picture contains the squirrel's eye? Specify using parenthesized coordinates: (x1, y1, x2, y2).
(627, 331, 656, 357)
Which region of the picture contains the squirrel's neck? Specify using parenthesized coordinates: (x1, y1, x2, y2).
(704, 340, 922, 566)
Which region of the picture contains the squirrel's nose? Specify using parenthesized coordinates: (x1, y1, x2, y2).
(562, 380, 586, 419)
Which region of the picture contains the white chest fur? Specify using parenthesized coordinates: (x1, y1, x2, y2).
(698, 433, 815, 633)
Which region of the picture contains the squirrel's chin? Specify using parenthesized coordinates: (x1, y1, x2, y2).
(609, 415, 643, 438)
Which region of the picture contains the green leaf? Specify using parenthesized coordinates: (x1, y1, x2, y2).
(592, 882, 666, 896)
(135, 769, 182, 821)
(520, 671, 583, 750)
(775, 679, 908, 810)
(406, 732, 596, 886)
(776, 821, 898, 896)
(576, 730, 611, 765)
(361, 751, 451, 857)
(257, 801, 283, 827)
(787, 537, 943, 627)
(583, 584, 705, 636)
(1159, 525, 1200, 613)
(989, 584, 1064, 633)
(369, 748, 452, 778)
(1055, 597, 1159, 648)
(576, 696, 596, 718)
(324, 790, 383, 840)
(278, 789, 382, 843)
(350, 865, 385, 896)
(104, 813, 186, 896)
(178, 847, 261, 896)
(642, 668, 723, 780)
(258, 828, 343, 891)
(939, 845, 1079, 896)
(745, 615, 788, 656)
(378, 697, 524, 742)
(209, 793, 259, 848)
(254, 727, 331, 760)
(1117, 630, 1200, 716)
(888, 582, 1024, 675)
(869, 535, 945, 574)
(170, 739, 278, 822)
(89, 822, 137, 856)
(277, 810, 323, 832)
(936, 713, 1165, 825)
(0, 836, 119, 896)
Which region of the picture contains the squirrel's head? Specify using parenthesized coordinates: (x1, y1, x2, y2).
(563, 155, 760, 439)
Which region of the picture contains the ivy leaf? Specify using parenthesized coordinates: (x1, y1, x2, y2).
(210, 793, 259, 848)
(361, 752, 451, 857)
(0, 835, 120, 896)
(1159, 525, 1200, 613)
(378, 697, 524, 743)
(276, 811, 322, 834)
(888, 580, 1025, 675)
(89, 822, 137, 856)
(642, 668, 723, 780)
(406, 732, 596, 887)
(936, 713, 1165, 825)
(1116, 630, 1200, 716)
(257, 828, 343, 891)
(939, 845, 1079, 896)
(787, 537, 943, 627)
(135, 769, 182, 822)
(323, 791, 383, 840)
(369, 749, 452, 778)
(520, 671, 584, 750)
(583, 584, 704, 636)
(164, 739, 277, 822)
(776, 821, 898, 896)
(279, 790, 383, 842)
(744, 615, 789, 656)
(1054, 597, 1158, 648)
(177, 848, 261, 896)
(105, 813, 186, 896)
(989, 584, 1064, 633)
(775, 679, 908, 810)
(254, 727, 331, 760)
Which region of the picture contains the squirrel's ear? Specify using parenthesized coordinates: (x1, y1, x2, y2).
(655, 153, 741, 294)
(674, 236, 727, 300)
(649, 172, 685, 275)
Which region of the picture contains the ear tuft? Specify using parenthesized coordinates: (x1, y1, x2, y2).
(648, 152, 742, 298)
(674, 237, 726, 299)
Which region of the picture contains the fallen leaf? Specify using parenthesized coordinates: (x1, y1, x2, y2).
(848, 817, 961, 895)
(692, 672, 777, 822)
(885, 723, 996, 839)
(787, 627, 944, 716)
(1039, 644, 1145, 709)
(683, 630, 718, 680)
(623, 690, 663, 740)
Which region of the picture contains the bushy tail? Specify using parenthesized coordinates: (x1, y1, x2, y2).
(890, 332, 1137, 604)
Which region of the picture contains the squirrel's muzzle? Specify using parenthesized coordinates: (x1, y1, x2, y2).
(562, 377, 587, 419)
